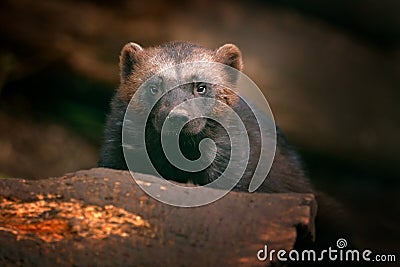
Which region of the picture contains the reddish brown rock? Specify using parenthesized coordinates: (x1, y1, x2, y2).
(0, 168, 316, 267)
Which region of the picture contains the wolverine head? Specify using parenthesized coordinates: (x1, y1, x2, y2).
(118, 41, 243, 135)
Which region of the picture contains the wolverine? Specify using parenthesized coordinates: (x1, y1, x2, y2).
(99, 42, 357, 259)
(99, 41, 313, 194)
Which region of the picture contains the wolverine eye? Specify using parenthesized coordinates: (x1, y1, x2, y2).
(149, 85, 158, 95)
(196, 83, 207, 95)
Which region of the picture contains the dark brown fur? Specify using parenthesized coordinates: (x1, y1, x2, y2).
(99, 41, 313, 193)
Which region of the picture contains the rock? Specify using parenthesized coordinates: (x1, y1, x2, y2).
(0, 168, 316, 266)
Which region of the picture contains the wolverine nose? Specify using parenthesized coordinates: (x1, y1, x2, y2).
(168, 108, 190, 125)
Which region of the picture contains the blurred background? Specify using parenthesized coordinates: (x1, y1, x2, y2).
(0, 0, 399, 259)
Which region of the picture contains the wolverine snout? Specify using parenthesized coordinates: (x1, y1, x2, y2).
(167, 108, 190, 125)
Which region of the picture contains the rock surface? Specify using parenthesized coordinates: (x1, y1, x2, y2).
(0, 168, 316, 267)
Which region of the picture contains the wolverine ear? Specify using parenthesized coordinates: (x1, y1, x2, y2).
(214, 44, 243, 71)
(119, 42, 143, 80)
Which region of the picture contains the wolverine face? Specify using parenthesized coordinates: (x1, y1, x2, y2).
(149, 81, 215, 135)
(118, 41, 243, 136)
